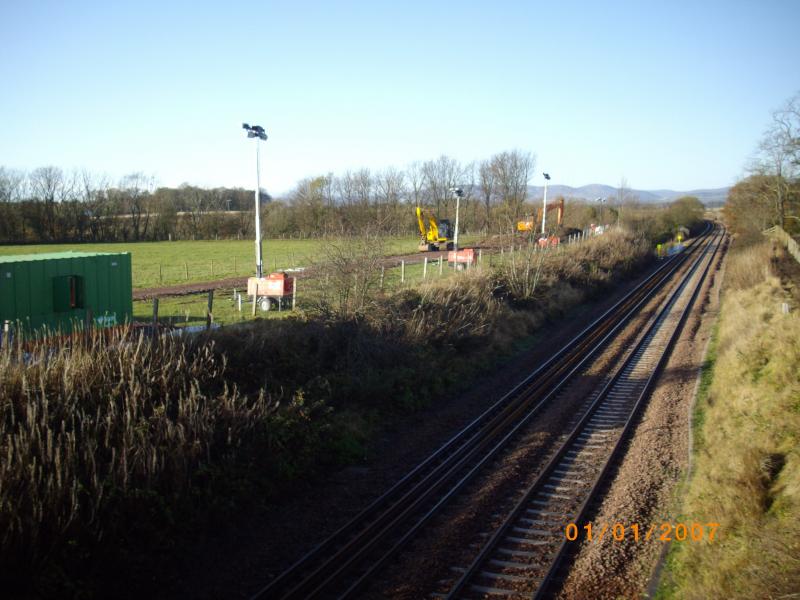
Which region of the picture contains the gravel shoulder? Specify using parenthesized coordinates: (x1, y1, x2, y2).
(553, 232, 728, 600)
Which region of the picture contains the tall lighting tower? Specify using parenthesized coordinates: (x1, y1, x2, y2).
(450, 186, 464, 256)
(596, 197, 607, 225)
(242, 123, 267, 278)
(541, 172, 551, 236)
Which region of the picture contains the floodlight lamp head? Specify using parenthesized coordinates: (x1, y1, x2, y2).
(450, 187, 463, 197)
(543, 173, 551, 180)
(242, 123, 250, 130)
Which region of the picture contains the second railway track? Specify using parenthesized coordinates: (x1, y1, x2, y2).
(441, 226, 724, 599)
(252, 223, 721, 600)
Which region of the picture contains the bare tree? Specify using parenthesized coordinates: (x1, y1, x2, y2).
(120, 173, 154, 241)
(375, 166, 406, 233)
(406, 161, 425, 207)
(491, 150, 534, 231)
(750, 91, 800, 228)
(422, 155, 461, 217)
(0, 167, 26, 203)
(28, 166, 66, 239)
(479, 159, 496, 233)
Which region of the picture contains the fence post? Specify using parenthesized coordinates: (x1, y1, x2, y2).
(184, 262, 189, 280)
(478, 248, 483, 264)
(292, 278, 297, 311)
(233, 256, 237, 274)
(159, 263, 162, 282)
(252, 294, 257, 317)
(380, 266, 385, 289)
(211, 259, 214, 277)
(206, 290, 214, 330)
(237, 293, 242, 312)
(401, 260, 405, 284)
(439, 256, 443, 275)
(152, 298, 159, 332)
(423, 256, 428, 279)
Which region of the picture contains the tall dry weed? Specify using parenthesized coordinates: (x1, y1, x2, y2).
(723, 239, 775, 291)
(0, 326, 269, 579)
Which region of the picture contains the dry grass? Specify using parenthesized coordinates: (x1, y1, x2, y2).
(723, 239, 776, 291)
(663, 246, 800, 599)
(493, 229, 651, 308)
(0, 327, 272, 589)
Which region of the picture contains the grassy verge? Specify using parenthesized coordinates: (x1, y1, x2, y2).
(658, 240, 800, 598)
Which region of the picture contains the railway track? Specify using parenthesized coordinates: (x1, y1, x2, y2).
(252, 223, 718, 600)
(442, 227, 724, 599)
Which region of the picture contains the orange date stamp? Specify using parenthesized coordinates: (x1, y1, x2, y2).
(565, 522, 720, 543)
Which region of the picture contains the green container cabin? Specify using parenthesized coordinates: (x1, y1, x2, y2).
(0, 251, 133, 335)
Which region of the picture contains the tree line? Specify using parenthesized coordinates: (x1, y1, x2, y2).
(726, 91, 800, 238)
(1, 146, 708, 246)
(0, 150, 539, 244)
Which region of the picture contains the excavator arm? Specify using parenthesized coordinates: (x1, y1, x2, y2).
(517, 197, 565, 232)
(416, 206, 428, 239)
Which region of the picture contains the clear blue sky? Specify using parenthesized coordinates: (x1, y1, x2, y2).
(1, 0, 799, 194)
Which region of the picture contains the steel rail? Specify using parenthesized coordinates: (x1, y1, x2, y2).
(252, 223, 713, 600)
(443, 227, 723, 599)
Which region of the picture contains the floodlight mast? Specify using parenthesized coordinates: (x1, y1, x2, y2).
(242, 123, 267, 278)
(541, 172, 551, 236)
(450, 187, 463, 265)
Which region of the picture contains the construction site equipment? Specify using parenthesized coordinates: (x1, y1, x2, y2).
(447, 248, 477, 268)
(0, 251, 133, 335)
(247, 271, 295, 311)
(517, 197, 565, 233)
(416, 206, 454, 252)
(537, 235, 560, 248)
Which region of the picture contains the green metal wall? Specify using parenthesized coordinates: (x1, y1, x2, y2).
(0, 251, 133, 335)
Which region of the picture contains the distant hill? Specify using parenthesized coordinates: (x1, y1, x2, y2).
(526, 184, 729, 206)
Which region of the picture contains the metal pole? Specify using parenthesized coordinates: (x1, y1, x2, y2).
(453, 194, 461, 254)
(254, 140, 264, 278)
(541, 177, 548, 235)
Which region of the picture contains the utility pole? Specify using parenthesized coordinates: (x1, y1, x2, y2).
(242, 123, 267, 278)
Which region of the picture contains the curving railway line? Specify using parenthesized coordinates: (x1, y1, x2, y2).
(252, 223, 723, 600)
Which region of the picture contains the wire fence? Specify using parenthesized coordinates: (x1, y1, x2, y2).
(764, 225, 800, 265)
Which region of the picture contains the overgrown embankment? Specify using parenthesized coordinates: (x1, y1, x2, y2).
(660, 240, 800, 598)
(1, 230, 652, 597)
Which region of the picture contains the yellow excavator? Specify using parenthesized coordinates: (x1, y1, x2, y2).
(517, 197, 565, 233)
(416, 206, 454, 251)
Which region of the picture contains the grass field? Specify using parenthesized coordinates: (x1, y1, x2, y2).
(0, 237, 470, 289)
(131, 252, 479, 327)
